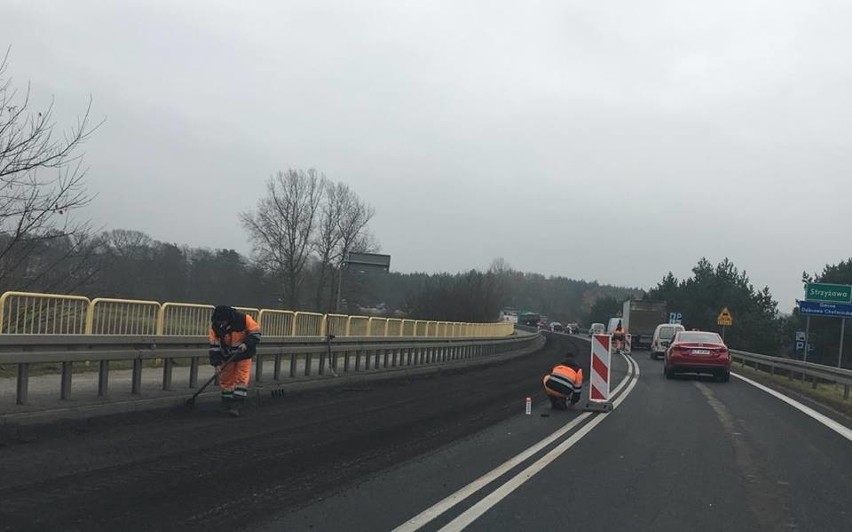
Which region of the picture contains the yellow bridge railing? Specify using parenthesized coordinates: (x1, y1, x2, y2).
(0, 291, 514, 338)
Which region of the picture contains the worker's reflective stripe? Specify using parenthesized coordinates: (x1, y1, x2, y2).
(548, 374, 581, 391)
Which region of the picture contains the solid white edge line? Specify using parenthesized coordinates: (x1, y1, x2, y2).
(392, 354, 635, 532)
(438, 355, 639, 531)
(731, 372, 852, 443)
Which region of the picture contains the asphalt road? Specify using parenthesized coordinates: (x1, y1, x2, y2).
(0, 332, 588, 532)
(3, 338, 851, 532)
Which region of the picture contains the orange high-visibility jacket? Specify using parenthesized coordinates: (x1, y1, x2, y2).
(209, 311, 261, 360)
(550, 364, 583, 387)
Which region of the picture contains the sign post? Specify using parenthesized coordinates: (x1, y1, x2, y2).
(717, 307, 733, 341)
(336, 252, 391, 312)
(800, 282, 852, 368)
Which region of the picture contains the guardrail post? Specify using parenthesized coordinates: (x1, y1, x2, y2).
(132, 359, 142, 394)
(383, 349, 389, 368)
(190, 357, 199, 388)
(256, 353, 264, 382)
(319, 349, 326, 375)
(162, 358, 174, 391)
(355, 349, 362, 371)
(98, 361, 109, 397)
(365, 349, 372, 370)
(274, 353, 282, 381)
(290, 353, 297, 378)
(305, 353, 313, 376)
(61, 362, 73, 400)
(16, 363, 29, 405)
(344, 350, 351, 372)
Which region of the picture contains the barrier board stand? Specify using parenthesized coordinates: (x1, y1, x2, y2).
(584, 334, 614, 413)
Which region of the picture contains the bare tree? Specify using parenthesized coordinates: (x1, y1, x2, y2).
(0, 49, 100, 291)
(241, 169, 323, 308)
(329, 185, 375, 311)
(313, 180, 344, 310)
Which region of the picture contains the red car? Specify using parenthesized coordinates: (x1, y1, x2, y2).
(664, 330, 730, 382)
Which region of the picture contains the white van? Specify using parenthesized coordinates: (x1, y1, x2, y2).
(650, 323, 685, 360)
(606, 317, 623, 334)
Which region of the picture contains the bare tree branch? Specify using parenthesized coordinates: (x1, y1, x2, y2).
(0, 50, 101, 291)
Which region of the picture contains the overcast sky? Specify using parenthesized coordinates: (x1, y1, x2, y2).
(4, 0, 851, 312)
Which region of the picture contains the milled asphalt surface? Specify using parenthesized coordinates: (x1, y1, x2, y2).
(0, 332, 586, 532)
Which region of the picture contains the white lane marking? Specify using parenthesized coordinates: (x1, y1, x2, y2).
(437, 355, 640, 532)
(732, 372, 852, 443)
(392, 354, 635, 532)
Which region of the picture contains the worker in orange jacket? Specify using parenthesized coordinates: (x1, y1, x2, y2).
(543, 353, 584, 410)
(209, 305, 261, 417)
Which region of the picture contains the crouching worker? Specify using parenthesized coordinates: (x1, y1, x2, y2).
(209, 305, 261, 417)
(543, 353, 584, 410)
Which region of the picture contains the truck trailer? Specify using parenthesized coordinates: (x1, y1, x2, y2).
(622, 300, 667, 350)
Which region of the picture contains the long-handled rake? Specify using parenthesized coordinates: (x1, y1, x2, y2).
(185, 348, 235, 408)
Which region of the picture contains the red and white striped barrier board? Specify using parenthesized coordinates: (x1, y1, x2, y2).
(590, 334, 612, 402)
(625, 333, 632, 354)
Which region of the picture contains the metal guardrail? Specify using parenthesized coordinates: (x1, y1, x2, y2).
(731, 349, 852, 399)
(0, 332, 544, 405)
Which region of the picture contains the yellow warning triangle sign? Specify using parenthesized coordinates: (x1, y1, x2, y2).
(717, 307, 733, 326)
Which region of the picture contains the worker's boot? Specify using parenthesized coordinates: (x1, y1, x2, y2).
(221, 395, 239, 417)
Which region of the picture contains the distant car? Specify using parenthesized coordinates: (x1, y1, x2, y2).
(537, 321, 549, 330)
(664, 330, 730, 381)
(566, 323, 579, 334)
(650, 323, 685, 360)
(588, 323, 605, 336)
(550, 322, 564, 333)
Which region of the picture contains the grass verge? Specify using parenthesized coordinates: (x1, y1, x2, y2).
(733, 362, 852, 418)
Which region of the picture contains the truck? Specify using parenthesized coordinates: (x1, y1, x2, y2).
(621, 299, 667, 350)
(517, 312, 541, 327)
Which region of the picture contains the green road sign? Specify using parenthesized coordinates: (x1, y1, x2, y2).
(805, 282, 852, 303)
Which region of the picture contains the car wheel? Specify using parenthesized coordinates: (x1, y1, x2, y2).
(664, 365, 674, 379)
(718, 371, 730, 382)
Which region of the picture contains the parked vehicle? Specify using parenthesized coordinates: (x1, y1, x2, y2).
(550, 322, 564, 333)
(621, 300, 667, 350)
(664, 330, 730, 382)
(650, 323, 685, 360)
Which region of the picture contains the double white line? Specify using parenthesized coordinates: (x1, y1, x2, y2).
(394, 354, 641, 532)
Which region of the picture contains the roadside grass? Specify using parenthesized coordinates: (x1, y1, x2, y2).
(733, 362, 852, 417)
